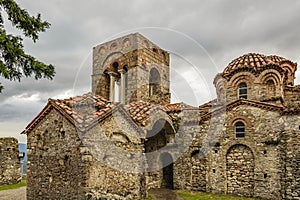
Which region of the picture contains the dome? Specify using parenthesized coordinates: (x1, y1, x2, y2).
(223, 53, 289, 74)
(266, 55, 287, 63)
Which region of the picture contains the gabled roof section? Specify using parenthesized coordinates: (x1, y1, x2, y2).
(200, 98, 283, 122)
(23, 93, 113, 135)
(23, 93, 195, 135)
(124, 101, 195, 126)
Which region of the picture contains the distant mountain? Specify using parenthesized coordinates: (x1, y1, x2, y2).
(18, 143, 27, 174)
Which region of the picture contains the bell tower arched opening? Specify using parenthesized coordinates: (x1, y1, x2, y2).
(149, 68, 161, 96)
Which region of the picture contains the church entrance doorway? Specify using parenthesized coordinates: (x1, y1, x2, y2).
(160, 152, 173, 189)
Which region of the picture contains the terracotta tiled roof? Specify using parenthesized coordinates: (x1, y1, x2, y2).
(51, 93, 113, 129)
(125, 101, 153, 125)
(223, 53, 292, 74)
(124, 102, 194, 126)
(266, 55, 287, 63)
(23, 93, 114, 134)
(164, 102, 196, 111)
(164, 102, 197, 122)
(23, 93, 193, 134)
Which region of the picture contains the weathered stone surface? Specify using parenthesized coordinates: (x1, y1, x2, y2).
(24, 34, 300, 200)
(0, 138, 21, 186)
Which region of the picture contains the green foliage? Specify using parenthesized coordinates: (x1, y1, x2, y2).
(0, 179, 26, 191)
(0, 0, 55, 92)
(176, 190, 259, 200)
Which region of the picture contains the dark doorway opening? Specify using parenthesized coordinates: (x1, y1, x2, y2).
(161, 153, 173, 189)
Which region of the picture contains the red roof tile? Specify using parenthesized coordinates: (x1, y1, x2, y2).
(23, 93, 193, 134)
(223, 53, 293, 74)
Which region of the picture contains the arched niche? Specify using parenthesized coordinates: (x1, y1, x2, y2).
(226, 144, 254, 197)
(149, 68, 161, 96)
(160, 152, 174, 189)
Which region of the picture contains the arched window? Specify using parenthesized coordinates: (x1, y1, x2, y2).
(266, 80, 275, 97)
(149, 68, 161, 96)
(235, 121, 245, 138)
(112, 62, 119, 72)
(114, 80, 120, 102)
(238, 82, 247, 99)
(123, 66, 128, 104)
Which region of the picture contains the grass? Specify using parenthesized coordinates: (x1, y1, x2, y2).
(0, 179, 26, 191)
(144, 194, 155, 200)
(176, 190, 259, 200)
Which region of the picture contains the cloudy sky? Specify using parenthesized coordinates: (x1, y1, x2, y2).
(1, 0, 300, 143)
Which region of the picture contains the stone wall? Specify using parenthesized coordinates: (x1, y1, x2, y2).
(92, 33, 170, 105)
(226, 144, 254, 197)
(174, 105, 285, 199)
(281, 115, 300, 199)
(0, 137, 21, 185)
(82, 112, 146, 199)
(27, 109, 89, 200)
(27, 107, 148, 200)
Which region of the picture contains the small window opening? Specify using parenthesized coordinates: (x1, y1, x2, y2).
(263, 150, 267, 155)
(114, 80, 120, 102)
(149, 68, 161, 96)
(264, 173, 268, 178)
(215, 150, 218, 153)
(61, 131, 65, 138)
(213, 169, 216, 173)
(64, 155, 69, 161)
(238, 82, 248, 99)
(235, 121, 245, 138)
(266, 80, 276, 97)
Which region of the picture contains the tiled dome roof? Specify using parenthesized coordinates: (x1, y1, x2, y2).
(266, 55, 287, 63)
(223, 53, 289, 74)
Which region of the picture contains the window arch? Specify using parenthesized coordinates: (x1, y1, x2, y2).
(235, 121, 245, 138)
(149, 68, 161, 96)
(238, 82, 247, 99)
(112, 62, 119, 72)
(266, 80, 275, 97)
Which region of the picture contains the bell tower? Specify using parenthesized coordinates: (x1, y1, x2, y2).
(92, 33, 170, 105)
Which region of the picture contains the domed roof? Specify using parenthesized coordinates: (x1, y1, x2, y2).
(266, 55, 287, 63)
(223, 53, 290, 74)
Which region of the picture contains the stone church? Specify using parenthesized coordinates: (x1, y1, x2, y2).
(23, 33, 300, 199)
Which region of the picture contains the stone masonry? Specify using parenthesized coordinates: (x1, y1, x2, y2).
(24, 34, 300, 199)
(0, 137, 21, 186)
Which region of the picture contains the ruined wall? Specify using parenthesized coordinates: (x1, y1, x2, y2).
(27, 109, 89, 200)
(0, 138, 21, 185)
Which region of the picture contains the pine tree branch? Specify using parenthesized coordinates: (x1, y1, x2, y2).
(0, 0, 50, 42)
